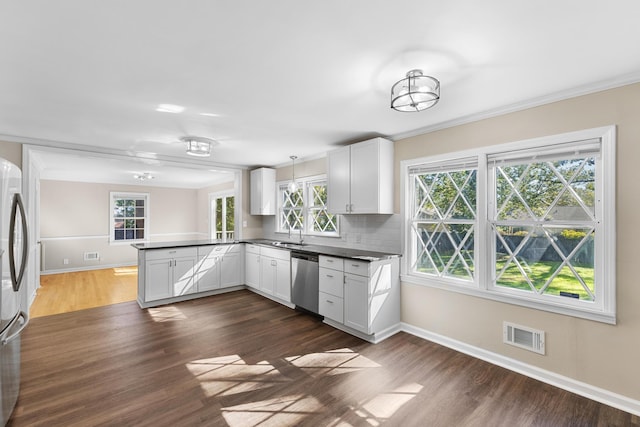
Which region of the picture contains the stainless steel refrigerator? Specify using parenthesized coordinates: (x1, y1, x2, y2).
(0, 158, 29, 425)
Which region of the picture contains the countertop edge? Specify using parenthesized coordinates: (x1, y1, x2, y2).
(131, 239, 401, 262)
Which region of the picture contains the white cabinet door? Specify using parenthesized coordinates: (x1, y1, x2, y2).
(250, 168, 276, 215)
(274, 259, 291, 302)
(145, 259, 173, 301)
(220, 252, 241, 288)
(173, 256, 198, 296)
(196, 254, 220, 292)
(326, 138, 393, 214)
(260, 256, 275, 295)
(344, 273, 369, 334)
(245, 252, 260, 289)
(350, 140, 382, 214)
(327, 146, 351, 214)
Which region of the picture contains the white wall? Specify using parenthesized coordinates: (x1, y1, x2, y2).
(40, 180, 200, 272)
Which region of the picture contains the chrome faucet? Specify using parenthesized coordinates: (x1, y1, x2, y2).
(298, 228, 304, 245)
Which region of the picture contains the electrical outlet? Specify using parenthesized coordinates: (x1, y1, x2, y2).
(63, 258, 69, 265)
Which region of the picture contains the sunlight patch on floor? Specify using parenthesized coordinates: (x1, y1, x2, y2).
(113, 266, 137, 276)
(352, 382, 424, 426)
(147, 306, 187, 322)
(221, 394, 325, 427)
(185, 355, 290, 397)
(285, 348, 381, 378)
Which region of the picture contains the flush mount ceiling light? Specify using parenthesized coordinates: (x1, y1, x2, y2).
(181, 136, 218, 157)
(133, 172, 155, 181)
(391, 69, 440, 112)
(287, 155, 298, 192)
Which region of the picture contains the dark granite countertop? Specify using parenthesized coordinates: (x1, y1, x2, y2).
(132, 239, 400, 262)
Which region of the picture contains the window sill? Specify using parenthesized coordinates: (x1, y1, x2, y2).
(400, 273, 616, 325)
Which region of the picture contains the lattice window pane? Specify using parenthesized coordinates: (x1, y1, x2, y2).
(411, 168, 477, 282)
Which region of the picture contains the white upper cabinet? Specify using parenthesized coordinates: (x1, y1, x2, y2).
(327, 137, 393, 214)
(250, 167, 276, 215)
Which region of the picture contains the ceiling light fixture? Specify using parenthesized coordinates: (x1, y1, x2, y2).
(287, 155, 298, 192)
(391, 69, 440, 112)
(133, 172, 155, 181)
(181, 136, 217, 157)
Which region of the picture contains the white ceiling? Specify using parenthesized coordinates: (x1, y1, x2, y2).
(2, 1, 640, 186)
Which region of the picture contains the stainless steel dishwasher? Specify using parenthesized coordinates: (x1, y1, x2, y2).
(291, 252, 319, 315)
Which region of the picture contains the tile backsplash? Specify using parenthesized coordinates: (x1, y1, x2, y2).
(261, 214, 402, 254)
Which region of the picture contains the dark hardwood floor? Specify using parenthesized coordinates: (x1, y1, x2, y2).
(9, 290, 639, 426)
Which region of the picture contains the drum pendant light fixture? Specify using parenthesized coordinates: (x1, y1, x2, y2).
(287, 155, 298, 192)
(391, 69, 440, 112)
(181, 136, 217, 157)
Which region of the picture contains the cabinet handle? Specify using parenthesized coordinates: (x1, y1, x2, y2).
(271, 260, 277, 266)
(326, 300, 334, 304)
(345, 203, 349, 212)
(351, 264, 360, 268)
(169, 250, 176, 254)
(326, 259, 333, 263)
(326, 274, 333, 278)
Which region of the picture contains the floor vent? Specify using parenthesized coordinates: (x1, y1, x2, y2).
(84, 251, 100, 261)
(503, 322, 545, 355)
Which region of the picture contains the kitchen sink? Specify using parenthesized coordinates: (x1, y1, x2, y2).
(271, 241, 307, 250)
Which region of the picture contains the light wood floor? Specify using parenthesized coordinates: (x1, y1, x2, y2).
(10, 290, 639, 426)
(29, 267, 138, 318)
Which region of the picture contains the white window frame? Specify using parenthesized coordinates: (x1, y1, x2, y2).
(401, 126, 616, 324)
(209, 190, 235, 240)
(276, 174, 340, 237)
(109, 192, 150, 244)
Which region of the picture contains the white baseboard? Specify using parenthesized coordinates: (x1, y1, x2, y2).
(401, 322, 640, 417)
(41, 263, 137, 275)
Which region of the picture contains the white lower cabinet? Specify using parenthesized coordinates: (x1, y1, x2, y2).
(319, 255, 400, 340)
(142, 247, 198, 302)
(259, 247, 291, 302)
(343, 272, 369, 333)
(244, 244, 261, 290)
(138, 244, 242, 307)
(319, 258, 344, 323)
(196, 244, 242, 291)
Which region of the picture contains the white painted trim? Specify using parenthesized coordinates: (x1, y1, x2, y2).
(41, 235, 110, 241)
(41, 263, 137, 275)
(401, 322, 640, 417)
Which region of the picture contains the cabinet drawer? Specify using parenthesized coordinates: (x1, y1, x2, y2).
(145, 247, 197, 261)
(198, 244, 240, 257)
(319, 292, 343, 323)
(260, 246, 290, 261)
(344, 259, 369, 277)
(319, 267, 343, 297)
(319, 255, 343, 271)
(245, 244, 261, 255)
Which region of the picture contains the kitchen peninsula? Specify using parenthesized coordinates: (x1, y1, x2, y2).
(133, 239, 401, 343)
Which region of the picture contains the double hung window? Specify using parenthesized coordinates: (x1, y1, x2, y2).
(211, 192, 235, 240)
(403, 127, 615, 323)
(278, 176, 339, 237)
(110, 192, 149, 243)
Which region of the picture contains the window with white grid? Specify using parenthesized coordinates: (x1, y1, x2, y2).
(402, 127, 616, 323)
(277, 176, 339, 237)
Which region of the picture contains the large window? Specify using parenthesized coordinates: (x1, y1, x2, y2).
(211, 192, 235, 240)
(110, 192, 149, 243)
(277, 176, 339, 237)
(403, 127, 616, 323)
